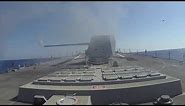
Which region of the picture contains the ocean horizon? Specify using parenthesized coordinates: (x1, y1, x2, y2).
(0, 57, 59, 74)
(137, 48, 185, 62)
(1, 48, 185, 74)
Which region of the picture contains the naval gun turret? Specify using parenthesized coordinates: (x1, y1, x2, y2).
(17, 35, 183, 105)
(44, 35, 115, 65)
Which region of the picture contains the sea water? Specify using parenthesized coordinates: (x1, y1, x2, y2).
(138, 48, 185, 62)
(0, 58, 55, 74)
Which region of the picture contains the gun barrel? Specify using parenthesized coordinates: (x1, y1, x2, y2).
(44, 43, 89, 47)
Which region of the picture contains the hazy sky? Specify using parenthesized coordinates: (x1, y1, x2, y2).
(1, 2, 185, 60)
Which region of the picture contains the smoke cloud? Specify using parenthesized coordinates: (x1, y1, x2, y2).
(45, 2, 128, 42)
(39, 2, 128, 57)
(0, 2, 128, 59)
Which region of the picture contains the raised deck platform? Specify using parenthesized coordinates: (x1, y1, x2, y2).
(17, 66, 182, 104)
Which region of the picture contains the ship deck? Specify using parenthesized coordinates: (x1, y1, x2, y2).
(0, 54, 185, 105)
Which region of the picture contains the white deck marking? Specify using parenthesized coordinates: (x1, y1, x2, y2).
(73, 55, 81, 60)
(116, 53, 125, 58)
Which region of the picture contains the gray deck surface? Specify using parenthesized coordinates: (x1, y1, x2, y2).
(0, 58, 69, 105)
(0, 54, 185, 105)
